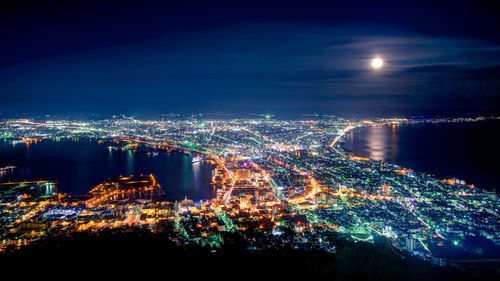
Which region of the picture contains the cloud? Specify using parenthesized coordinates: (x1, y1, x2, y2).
(1, 22, 500, 116)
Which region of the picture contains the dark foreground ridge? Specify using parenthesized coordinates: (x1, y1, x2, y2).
(1, 227, 497, 280)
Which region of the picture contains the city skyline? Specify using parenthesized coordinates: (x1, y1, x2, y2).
(1, 115, 499, 279)
(1, 1, 500, 278)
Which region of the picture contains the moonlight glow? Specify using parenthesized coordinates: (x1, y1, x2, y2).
(371, 57, 384, 69)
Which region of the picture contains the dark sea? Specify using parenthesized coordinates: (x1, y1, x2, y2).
(0, 139, 214, 200)
(343, 120, 500, 192)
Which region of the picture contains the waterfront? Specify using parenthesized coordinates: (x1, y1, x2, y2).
(1, 117, 499, 271)
(0, 139, 214, 200)
(343, 120, 500, 192)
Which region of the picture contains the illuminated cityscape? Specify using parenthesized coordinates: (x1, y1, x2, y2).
(2, 0, 500, 278)
(1, 116, 498, 271)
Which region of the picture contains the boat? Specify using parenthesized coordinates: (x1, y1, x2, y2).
(192, 156, 202, 163)
(0, 166, 16, 172)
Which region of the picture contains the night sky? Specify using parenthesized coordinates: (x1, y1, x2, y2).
(1, 0, 500, 118)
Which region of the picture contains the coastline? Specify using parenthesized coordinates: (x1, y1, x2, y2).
(0, 139, 215, 200)
(340, 121, 500, 192)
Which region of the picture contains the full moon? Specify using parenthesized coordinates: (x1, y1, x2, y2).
(371, 57, 384, 69)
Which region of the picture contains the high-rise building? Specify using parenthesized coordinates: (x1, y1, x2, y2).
(405, 236, 416, 251)
(381, 183, 392, 195)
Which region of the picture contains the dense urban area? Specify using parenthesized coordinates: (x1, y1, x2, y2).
(0, 115, 499, 276)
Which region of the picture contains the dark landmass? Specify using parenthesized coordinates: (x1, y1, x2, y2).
(1, 227, 498, 280)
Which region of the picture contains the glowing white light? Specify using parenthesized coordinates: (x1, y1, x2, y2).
(371, 57, 384, 69)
